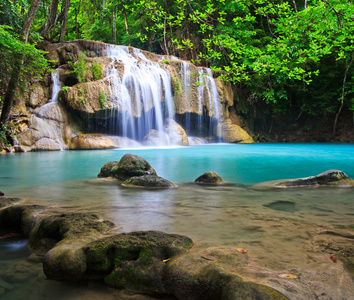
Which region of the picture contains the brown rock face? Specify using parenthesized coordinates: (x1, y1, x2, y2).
(216, 119, 254, 143)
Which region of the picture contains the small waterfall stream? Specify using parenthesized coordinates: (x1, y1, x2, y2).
(19, 68, 68, 151)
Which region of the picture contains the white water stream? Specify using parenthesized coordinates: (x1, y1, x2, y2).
(104, 45, 222, 145)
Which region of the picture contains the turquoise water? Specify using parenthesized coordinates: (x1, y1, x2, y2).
(1, 143, 354, 190)
(1, 144, 354, 299)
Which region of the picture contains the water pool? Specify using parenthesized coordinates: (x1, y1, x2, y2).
(0, 144, 353, 299)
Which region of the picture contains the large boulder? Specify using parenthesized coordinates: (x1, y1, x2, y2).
(142, 129, 169, 146)
(216, 119, 254, 143)
(28, 212, 115, 281)
(194, 172, 226, 185)
(274, 170, 354, 188)
(165, 119, 189, 146)
(0, 204, 44, 236)
(98, 154, 157, 180)
(122, 175, 177, 189)
(85, 231, 193, 294)
(69, 134, 140, 150)
(16, 103, 70, 151)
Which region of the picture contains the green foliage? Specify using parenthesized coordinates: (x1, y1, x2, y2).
(99, 90, 107, 108)
(171, 75, 182, 96)
(73, 52, 87, 83)
(78, 97, 86, 107)
(61, 86, 69, 93)
(0, 121, 16, 149)
(91, 59, 103, 80)
(0, 25, 49, 89)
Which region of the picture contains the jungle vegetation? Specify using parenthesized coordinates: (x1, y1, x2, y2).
(0, 0, 353, 144)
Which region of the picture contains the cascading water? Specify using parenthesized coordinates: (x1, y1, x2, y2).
(195, 67, 222, 138)
(103, 45, 224, 145)
(105, 45, 175, 144)
(19, 68, 68, 151)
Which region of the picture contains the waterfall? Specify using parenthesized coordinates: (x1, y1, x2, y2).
(18, 68, 68, 151)
(50, 69, 62, 103)
(105, 45, 174, 143)
(103, 45, 224, 145)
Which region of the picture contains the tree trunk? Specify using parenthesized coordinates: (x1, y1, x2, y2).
(41, 0, 60, 39)
(0, 0, 41, 125)
(122, 6, 130, 45)
(112, 9, 116, 44)
(333, 59, 353, 135)
(59, 0, 70, 43)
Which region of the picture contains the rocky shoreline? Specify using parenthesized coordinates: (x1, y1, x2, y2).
(0, 155, 353, 299)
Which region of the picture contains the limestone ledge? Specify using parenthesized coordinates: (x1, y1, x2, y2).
(0, 198, 286, 300)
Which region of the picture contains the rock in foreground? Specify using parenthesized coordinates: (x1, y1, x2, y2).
(0, 200, 287, 300)
(122, 175, 177, 189)
(275, 170, 354, 187)
(98, 154, 157, 180)
(194, 171, 226, 185)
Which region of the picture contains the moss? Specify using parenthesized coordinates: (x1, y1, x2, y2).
(74, 52, 87, 83)
(171, 75, 182, 96)
(99, 90, 106, 108)
(91, 59, 103, 80)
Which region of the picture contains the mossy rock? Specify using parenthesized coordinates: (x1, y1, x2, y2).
(275, 170, 354, 187)
(121, 175, 177, 189)
(0, 197, 23, 208)
(28, 212, 115, 254)
(97, 154, 157, 181)
(97, 161, 120, 178)
(194, 171, 226, 185)
(164, 254, 287, 300)
(84, 231, 193, 293)
(0, 204, 46, 236)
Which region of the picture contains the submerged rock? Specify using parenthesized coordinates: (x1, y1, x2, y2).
(122, 175, 177, 189)
(275, 170, 354, 188)
(98, 154, 157, 180)
(194, 171, 226, 185)
(0, 191, 4, 196)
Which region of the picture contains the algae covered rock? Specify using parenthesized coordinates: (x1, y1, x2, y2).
(0, 204, 45, 236)
(28, 212, 115, 254)
(85, 231, 193, 294)
(194, 171, 225, 185)
(275, 170, 354, 187)
(28, 212, 115, 281)
(121, 175, 177, 189)
(165, 254, 287, 300)
(97, 161, 120, 178)
(98, 154, 157, 180)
